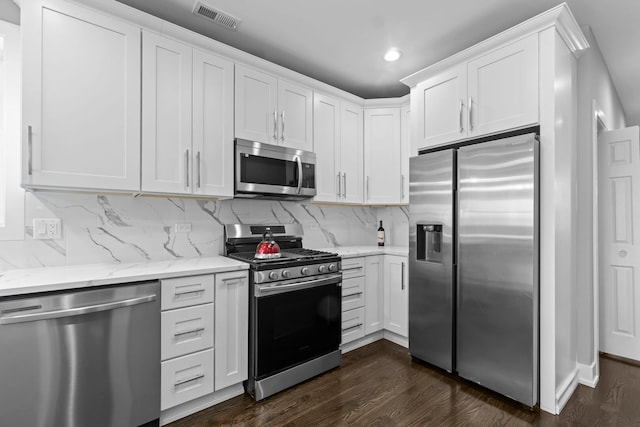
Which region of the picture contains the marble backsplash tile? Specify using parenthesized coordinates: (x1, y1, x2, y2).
(0, 192, 409, 271)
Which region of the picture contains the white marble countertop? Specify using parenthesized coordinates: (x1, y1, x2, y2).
(0, 256, 249, 297)
(318, 245, 409, 258)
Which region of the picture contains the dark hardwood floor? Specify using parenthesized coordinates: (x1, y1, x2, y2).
(168, 340, 640, 426)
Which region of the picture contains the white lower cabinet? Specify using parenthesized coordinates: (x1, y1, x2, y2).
(383, 255, 409, 337)
(342, 307, 365, 344)
(341, 257, 365, 345)
(160, 271, 248, 412)
(364, 255, 384, 334)
(161, 348, 215, 410)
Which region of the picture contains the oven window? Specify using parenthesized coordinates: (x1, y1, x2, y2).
(255, 283, 340, 378)
(240, 155, 315, 189)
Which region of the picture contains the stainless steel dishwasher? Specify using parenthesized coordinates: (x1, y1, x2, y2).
(0, 281, 160, 427)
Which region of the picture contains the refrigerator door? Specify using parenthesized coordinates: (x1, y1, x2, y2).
(456, 133, 538, 406)
(409, 149, 455, 372)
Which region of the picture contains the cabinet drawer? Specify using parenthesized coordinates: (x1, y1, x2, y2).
(342, 307, 365, 344)
(161, 274, 214, 310)
(161, 348, 214, 410)
(342, 276, 365, 311)
(161, 304, 214, 360)
(341, 257, 365, 279)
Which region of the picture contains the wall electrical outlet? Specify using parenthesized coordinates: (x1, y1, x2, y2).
(174, 223, 192, 233)
(33, 218, 62, 240)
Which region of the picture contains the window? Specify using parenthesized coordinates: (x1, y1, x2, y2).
(0, 19, 24, 240)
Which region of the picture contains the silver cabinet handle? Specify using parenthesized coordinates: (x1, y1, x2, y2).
(27, 125, 33, 175)
(342, 323, 363, 333)
(343, 292, 363, 298)
(0, 294, 156, 325)
(401, 174, 405, 200)
(459, 99, 464, 133)
(196, 151, 201, 189)
(401, 262, 405, 290)
(281, 110, 285, 141)
(174, 327, 205, 337)
(185, 149, 190, 188)
(342, 265, 363, 271)
(337, 173, 341, 197)
(343, 173, 347, 198)
(468, 96, 473, 131)
(174, 374, 205, 388)
(273, 109, 278, 141)
(173, 289, 204, 297)
(366, 176, 370, 201)
(294, 155, 303, 194)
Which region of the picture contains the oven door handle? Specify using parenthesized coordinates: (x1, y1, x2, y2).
(255, 274, 341, 297)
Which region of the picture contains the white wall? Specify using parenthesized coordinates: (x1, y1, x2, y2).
(575, 26, 627, 376)
(0, 0, 18, 24)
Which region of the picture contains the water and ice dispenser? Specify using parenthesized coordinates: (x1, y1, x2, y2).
(416, 224, 442, 263)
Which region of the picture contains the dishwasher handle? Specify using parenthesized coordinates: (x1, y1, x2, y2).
(0, 294, 157, 325)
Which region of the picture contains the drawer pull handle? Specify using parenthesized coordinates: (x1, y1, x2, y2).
(342, 266, 363, 271)
(174, 290, 204, 297)
(343, 292, 363, 298)
(174, 327, 205, 337)
(174, 373, 205, 387)
(342, 323, 363, 333)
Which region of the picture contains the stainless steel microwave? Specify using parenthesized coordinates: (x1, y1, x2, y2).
(235, 139, 316, 200)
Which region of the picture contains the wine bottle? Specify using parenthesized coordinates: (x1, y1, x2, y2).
(377, 220, 385, 246)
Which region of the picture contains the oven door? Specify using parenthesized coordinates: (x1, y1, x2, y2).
(236, 139, 316, 198)
(254, 274, 341, 379)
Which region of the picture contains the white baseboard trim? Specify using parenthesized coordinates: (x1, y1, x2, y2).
(578, 361, 599, 388)
(160, 383, 245, 425)
(383, 330, 408, 348)
(556, 367, 579, 414)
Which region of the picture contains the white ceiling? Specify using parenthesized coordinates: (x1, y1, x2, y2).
(115, 0, 640, 126)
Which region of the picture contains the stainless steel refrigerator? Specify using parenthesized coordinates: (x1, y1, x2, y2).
(408, 132, 539, 407)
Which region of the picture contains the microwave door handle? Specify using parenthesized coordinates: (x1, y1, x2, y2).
(294, 155, 303, 194)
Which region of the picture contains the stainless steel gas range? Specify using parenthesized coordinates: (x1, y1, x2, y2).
(224, 224, 342, 401)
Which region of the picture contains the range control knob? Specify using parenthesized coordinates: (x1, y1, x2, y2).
(318, 265, 327, 273)
(328, 263, 337, 272)
(282, 270, 291, 279)
(301, 267, 310, 276)
(269, 271, 279, 280)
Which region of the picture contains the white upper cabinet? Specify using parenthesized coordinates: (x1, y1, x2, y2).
(141, 32, 192, 195)
(467, 34, 538, 137)
(235, 65, 313, 151)
(192, 49, 235, 197)
(364, 108, 401, 205)
(313, 94, 363, 204)
(413, 33, 539, 150)
(22, 0, 141, 191)
(142, 31, 234, 197)
(415, 64, 467, 149)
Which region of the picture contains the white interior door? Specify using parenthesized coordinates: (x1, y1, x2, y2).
(599, 126, 640, 360)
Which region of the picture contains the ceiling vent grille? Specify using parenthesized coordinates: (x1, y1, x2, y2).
(192, 2, 241, 30)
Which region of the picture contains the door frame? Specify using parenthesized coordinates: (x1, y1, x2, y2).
(591, 100, 608, 384)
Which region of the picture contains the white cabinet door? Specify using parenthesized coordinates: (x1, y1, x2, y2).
(141, 31, 192, 194)
(415, 64, 466, 149)
(22, 0, 140, 191)
(365, 255, 384, 334)
(192, 49, 234, 197)
(400, 104, 411, 204)
(214, 271, 248, 391)
(235, 65, 278, 144)
(384, 255, 408, 337)
(313, 93, 340, 202)
(467, 34, 538, 137)
(364, 108, 401, 205)
(278, 79, 313, 151)
(340, 102, 364, 204)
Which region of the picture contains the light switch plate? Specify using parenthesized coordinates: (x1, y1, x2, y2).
(33, 218, 62, 240)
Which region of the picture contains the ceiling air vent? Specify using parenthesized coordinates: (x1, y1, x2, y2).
(192, 1, 241, 31)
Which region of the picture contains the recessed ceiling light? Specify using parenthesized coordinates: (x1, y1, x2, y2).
(384, 49, 401, 62)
